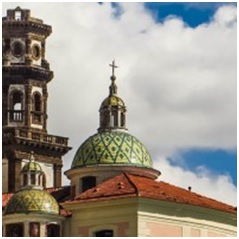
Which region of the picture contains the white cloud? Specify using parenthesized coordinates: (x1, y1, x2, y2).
(155, 156, 237, 206)
(213, 4, 237, 27)
(2, 3, 236, 204)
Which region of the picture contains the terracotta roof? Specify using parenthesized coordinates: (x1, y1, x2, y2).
(2, 186, 72, 217)
(65, 173, 236, 214)
(2, 193, 13, 208)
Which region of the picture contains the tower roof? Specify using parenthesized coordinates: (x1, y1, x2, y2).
(4, 189, 59, 215)
(98, 60, 127, 132)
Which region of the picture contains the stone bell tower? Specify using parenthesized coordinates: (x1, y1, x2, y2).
(2, 7, 71, 193)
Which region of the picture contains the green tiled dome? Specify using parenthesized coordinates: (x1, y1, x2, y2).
(4, 189, 59, 215)
(71, 131, 153, 169)
(21, 160, 42, 173)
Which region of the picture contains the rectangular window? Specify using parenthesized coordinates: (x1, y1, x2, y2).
(46, 224, 60, 237)
(82, 176, 96, 192)
(94, 230, 113, 237)
(29, 222, 40, 237)
(6, 223, 24, 237)
(30, 174, 36, 185)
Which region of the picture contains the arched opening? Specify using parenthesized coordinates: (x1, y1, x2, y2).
(14, 11, 22, 21)
(34, 93, 41, 112)
(32, 92, 42, 124)
(9, 90, 24, 122)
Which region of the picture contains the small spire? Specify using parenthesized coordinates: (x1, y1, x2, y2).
(109, 60, 118, 95)
(30, 151, 35, 161)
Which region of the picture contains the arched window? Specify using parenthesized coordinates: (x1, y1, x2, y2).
(94, 230, 113, 237)
(33, 93, 41, 112)
(14, 11, 22, 21)
(10, 90, 24, 122)
(13, 91, 22, 110)
(32, 92, 42, 124)
(81, 176, 96, 192)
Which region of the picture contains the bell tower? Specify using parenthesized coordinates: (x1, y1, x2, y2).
(2, 7, 71, 193)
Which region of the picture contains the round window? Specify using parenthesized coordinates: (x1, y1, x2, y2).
(11, 41, 25, 57)
(32, 44, 41, 60)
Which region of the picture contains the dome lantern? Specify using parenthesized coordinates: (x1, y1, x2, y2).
(98, 60, 127, 132)
(21, 151, 45, 190)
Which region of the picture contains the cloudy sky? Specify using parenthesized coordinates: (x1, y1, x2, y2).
(2, 2, 237, 206)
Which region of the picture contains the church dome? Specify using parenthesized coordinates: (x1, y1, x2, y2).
(4, 189, 59, 215)
(71, 131, 153, 169)
(101, 95, 125, 108)
(21, 160, 42, 173)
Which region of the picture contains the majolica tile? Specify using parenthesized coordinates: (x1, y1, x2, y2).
(4, 189, 59, 215)
(72, 131, 153, 169)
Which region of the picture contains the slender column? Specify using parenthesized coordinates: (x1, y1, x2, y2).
(40, 222, 46, 237)
(2, 224, 6, 237)
(8, 157, 22, 192)
(24, 222, 29, 237)
(54, 164, 62, 187)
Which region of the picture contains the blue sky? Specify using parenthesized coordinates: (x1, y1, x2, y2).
(144, 2, 237, 192)
(136, 2, 237, 188)
(144, 2, 237, 27)
(2, 2, 236, 205)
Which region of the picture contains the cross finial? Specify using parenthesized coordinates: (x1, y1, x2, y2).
(109, 60, 118, 77)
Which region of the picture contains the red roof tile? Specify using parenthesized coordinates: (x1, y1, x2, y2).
(2, 193, 13, 208)
(65, 173, 236, 214)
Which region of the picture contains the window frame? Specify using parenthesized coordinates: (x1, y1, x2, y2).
(89, 225, 117, 237)
(94, 229, 114, 237)
(6, 223, 24, 237)
(81, 176, 96, 192)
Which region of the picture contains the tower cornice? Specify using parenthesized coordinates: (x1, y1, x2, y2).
(3, 65, 53, 82)
(2, 20, 52, 38)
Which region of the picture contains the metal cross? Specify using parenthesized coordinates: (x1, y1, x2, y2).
(109, 60, 118, 77)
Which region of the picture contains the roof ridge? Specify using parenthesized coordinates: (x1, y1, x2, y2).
(124, 173, 140, 196)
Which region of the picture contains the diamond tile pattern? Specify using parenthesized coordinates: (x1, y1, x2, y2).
(21, 161, 42, 173)
(72, 131, 153, 168)
(4, 189, 59, 215)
